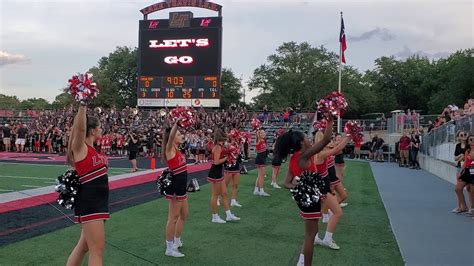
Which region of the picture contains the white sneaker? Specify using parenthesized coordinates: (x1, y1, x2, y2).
(296, 254, 304, 266)
(173, 240, 183, 249)
(340, 202, 348, 208)
(231, 201, 242, 207)
(165, 248, 185, 257)
(451, 207, 460, 213)
(253, 190, 259, 195)
(314, 236, 324, 245)
(212, 216, 227, 224)
(226, 214, 241, 221)
(322, 239, 340, 250)
(271, 182, 282, 189)
(259, 190, 271, 196)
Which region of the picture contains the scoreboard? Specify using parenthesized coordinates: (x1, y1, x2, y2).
(138, 14, 222, 107)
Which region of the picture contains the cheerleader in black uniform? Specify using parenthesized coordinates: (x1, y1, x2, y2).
(275, 117, 333, 266)
(66, 104, 109, 266)
(161, 122, 188, 258)
(270, 139, 282, 189)
(208, 128, 240, 223)
(224, 137, 243, 207)
(254, 129, 270, 196)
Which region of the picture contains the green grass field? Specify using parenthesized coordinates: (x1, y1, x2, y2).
(0, 161, 403, 265)
(0, 162, 132, 193)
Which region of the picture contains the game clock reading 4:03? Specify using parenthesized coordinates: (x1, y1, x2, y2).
(138, 76, 220, 99)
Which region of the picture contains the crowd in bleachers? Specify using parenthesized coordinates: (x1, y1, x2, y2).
(427, 99, 474, 133)
(0, 105, 313, 161)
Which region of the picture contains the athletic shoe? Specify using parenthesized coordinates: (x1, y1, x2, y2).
(212, 216, 227, 224)
(322, 239, 340, 250)
(453, 207, 468, 214)
(296, 254, 304, 266)
(173, 240, 183, 249)
(314, 236, 325, 246)
(271, 182, 282, 189)
(226, 214, 241, 221)
(340, 202, 348, 208)
(258, 191, 271, 196)
(451, 207, 461, 213)
(231, 200, 242, 207)
(253, 190, 260, 195)
(165, 248, 185, 258)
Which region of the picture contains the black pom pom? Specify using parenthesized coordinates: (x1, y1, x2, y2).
(289, 171, 325, 207)
(156, 169, 173, 195)
(55, 169, 80, 209)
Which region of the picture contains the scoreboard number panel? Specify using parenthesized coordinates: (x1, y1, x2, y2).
(138, 15, 222, 107)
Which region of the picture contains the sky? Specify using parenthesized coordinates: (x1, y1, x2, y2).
(0, 0, 472, 103)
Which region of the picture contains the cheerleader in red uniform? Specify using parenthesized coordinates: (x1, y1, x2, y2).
(313, 131, 350, 250)
(459, 135, 474, 217)
(254, 129, 270, 196)
(161, 122, 188, 257)
(66, 104, 109, 266)
(224, 135, 243, 207)
(208, 128, 240, 223)
(275, 117, 333, 266)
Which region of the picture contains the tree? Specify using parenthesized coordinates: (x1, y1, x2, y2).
(19, 98, 51, 109)
(89, 46, 138, 108)
(0, 94, 21, 109)
(220, 68, 243, 108)
(51, 91, 73, 109)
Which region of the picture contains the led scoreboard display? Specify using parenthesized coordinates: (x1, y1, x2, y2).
(138, 14, 222, 107)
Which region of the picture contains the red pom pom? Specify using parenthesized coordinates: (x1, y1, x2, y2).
(317, 91, 348, 118)
(229, 128, 241, 142)
(344, 120, 364, 143)
(312, 119, 328, 131)
(251, 118, 261, 131)
(223, 144, 240, 166)
(67, 73, 99, 103)
(170, 106, 195, 128)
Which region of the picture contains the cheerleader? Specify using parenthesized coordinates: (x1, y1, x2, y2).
(270, 139, 282, 189)
(66, 104, 109, 266)
(275, 118, 333, 266)
(254, 128, 270, 196)
(209, 128, 240, 223)
(334, 134, 346, 181)
(224, 135, 243, 207)
(161, 122, 188, 257)
(458, 135, 474, 216)
(313, 132, 350, 250)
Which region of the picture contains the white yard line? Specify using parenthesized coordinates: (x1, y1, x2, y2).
(21, 185, 42, 188)
(0, 175, 54, 180)
(0, 188, 14, 192)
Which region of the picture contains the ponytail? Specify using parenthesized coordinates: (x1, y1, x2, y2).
(275, 130, 305, 160)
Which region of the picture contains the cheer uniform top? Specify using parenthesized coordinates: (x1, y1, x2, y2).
(255, 139, 267, 167)
(327, 155, 341, 186)
(208, 144, 226, 183)
(459, 152, 474, 184)
(74, 144, 109, 223)
(289, 151, 321, 219)
(165, 150, 188, 201)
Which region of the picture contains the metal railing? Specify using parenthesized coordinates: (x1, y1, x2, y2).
(421, 114, 473, 154)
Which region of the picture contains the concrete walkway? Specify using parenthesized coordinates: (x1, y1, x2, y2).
(370, 162, 473, 266)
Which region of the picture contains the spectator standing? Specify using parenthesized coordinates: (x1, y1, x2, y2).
(15, 124, 28, 152)
(3, 124, 12, 152)
(399, 132, 411, 167)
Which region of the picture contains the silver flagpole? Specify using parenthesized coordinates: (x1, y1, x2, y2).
(337, 12, 343, 133)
